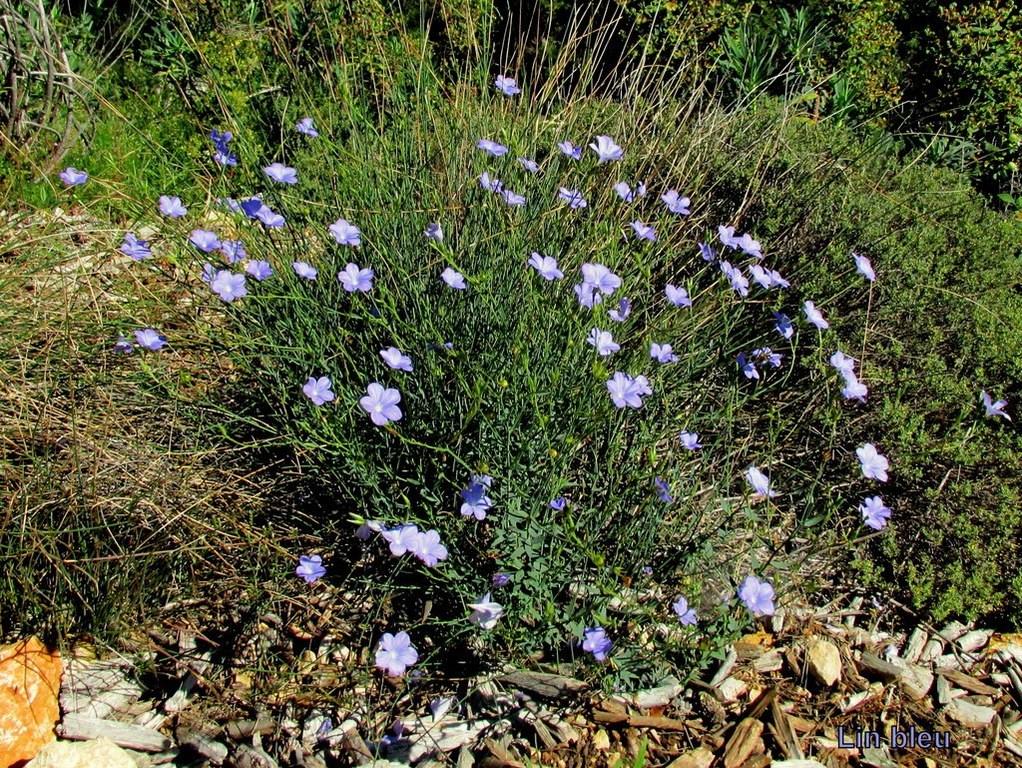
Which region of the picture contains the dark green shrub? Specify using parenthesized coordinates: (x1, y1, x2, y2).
(701, 100, 1022, 623)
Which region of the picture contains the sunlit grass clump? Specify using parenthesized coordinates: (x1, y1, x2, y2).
(21, 19, 1021, 689)
(57, 58, 918, 689)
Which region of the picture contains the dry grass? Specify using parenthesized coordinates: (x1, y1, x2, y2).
(0, 204, 302, 647)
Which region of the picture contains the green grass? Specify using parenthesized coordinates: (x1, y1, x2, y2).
(2, 1, 1020, 705)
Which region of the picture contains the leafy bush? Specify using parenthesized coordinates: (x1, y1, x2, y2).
(697, 100, 1022, 622)
(14, 2, 1022, 684)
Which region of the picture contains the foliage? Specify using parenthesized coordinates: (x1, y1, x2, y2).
(699, 100, 1022, 623)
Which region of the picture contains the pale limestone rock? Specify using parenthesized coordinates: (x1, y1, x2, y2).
(667, 746, 714, 768)
(718, 677, 749, 703)
(957, 630, 992, 653)
(26, 737, 138, 768)
(946, 699, 996, 728)
(807, 639, 842, 687)
(902, 628, 927, 664)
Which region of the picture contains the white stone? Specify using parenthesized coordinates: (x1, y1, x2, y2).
(57, 714, 170, 753)
(902, 628, 927, 664)
(933, 653, 963, 670)
(997, 644, 1022, 664)
(956, 630, 991, 653)
(919, 638, 944, 664)
(631, 677, 683, 709)
(807, 639, 842, 687)
(946, 699, 996, 728)
(717, 677, 749, 703)
(896, 663, 934, 701)
(752, 649, 783, 673)
(709, 648, 738, 687)
(27, 737, 138, 768)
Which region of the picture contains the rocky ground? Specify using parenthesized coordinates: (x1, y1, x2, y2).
(4, 595, 1022, 768)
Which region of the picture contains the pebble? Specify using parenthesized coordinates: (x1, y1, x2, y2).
(807, 639, 842, 687)
(957, 630, 992, 653)
(946, 699, 996, 728)
(902, 628, 927, 664)
(26, 737, 137, 768)
(718, 677, 749, 703)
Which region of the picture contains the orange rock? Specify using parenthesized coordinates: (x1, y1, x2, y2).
(0, 638, 62, 768)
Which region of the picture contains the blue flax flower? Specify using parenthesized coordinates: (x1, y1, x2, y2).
(606, 372, 649, 409)
(296, 554, 326, 584)
(338, 263, 374, 292)
(210, 270, 247, 302)
(558, 187, 587, 210)
(375, 632, 418, 677)
(501, 189, 526, 206)
(650, 343, 678, 363)
(380, 347, 413, 372)
(737, 353, 759, 380)
(189, 230, 221, 253)
(587, 328, 620, 357)
(608, 297, 631, 322)
(518, 157, 539, 173)
(853, 251, 876, 281)
(329, 219, 362, 246)
(528, 253, 563, 280)
(442, 267, 466, 289)
(654, 477, 673, 503)
(752, 347, 782, 368)
(158, 195, 187, 218)
(410, 529, 448, 567)
(58, 167, 87, 186)
(135, 328, 167, 351)
(494, 75, 521, 96)
(460, 475, 494, 521)
(860, 496, 891, 530)
(220, 240, 246, 263)
(718, 224, 739, 249)
(614, 181, 646, 202)
(479, 172, 503, 192)
(360, 383, 403, 425)
(292, 261, 318, 280)
(120, 233, 151, 261)
(803, 301, 829, 330)
(661, 190, 691, 214)
(468, 593, 504, 630)
(738, 575, 775, 616)
(665, 284, 692, 307)
(736, 232, 761, 258)
(582, 627, 612, 661)
(630, 220, 657, 242)
(744, 466, 776, 498)
(589, 135, 623, 163)
(246, 260, 273, 281)
(113, 335, 134, 355)
(774, 313, 793, 340)
(424, 222, 443, 242)
(477, 139, 509, 157)
(558, 141, 582, 160)
(382, 524, 420, 556)
(264, 163, 298, 184)
(303, 376, 335, 406)
(679, 431, 701, 450)
(856, 443, 889, 482)
(672, 597, 698, 625)
(982, 390, 1011, 421)
(296, 117, 319, 137)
